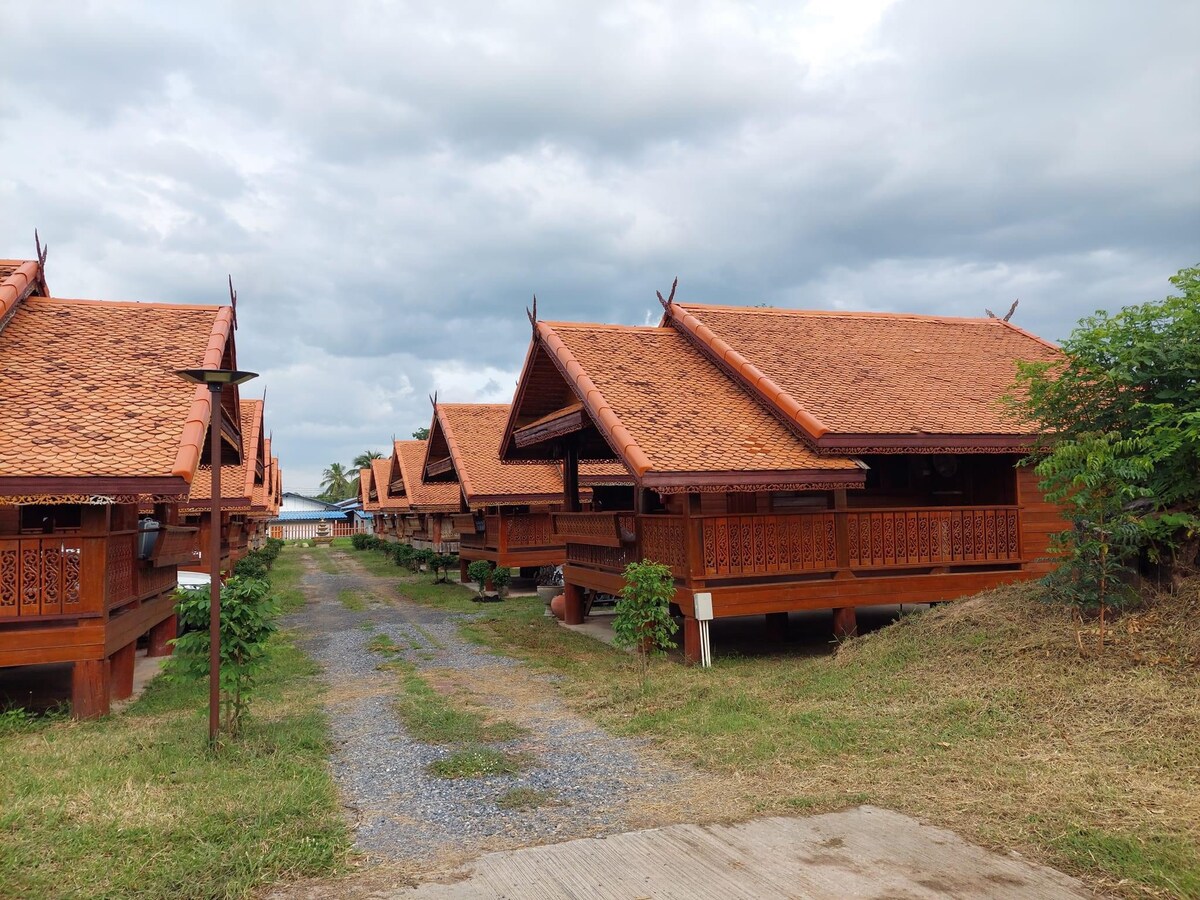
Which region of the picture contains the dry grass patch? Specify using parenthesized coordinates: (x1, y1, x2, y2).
(470, 580, 1200, 898)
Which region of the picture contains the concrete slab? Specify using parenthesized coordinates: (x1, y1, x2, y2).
(391, 807, 1088, 899)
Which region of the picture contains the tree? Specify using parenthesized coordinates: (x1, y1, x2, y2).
(412, 427, 430, 440)
(320, 462, 352, 501)
(1013, 265, 1200, 631)
(352, 450, 384, 469)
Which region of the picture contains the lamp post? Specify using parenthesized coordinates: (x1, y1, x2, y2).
(176, 368, 258, 745)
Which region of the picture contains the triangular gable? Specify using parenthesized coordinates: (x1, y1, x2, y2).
(391, 439, 460, 512)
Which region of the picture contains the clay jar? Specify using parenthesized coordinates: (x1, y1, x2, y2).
(549, 593, 566, 620)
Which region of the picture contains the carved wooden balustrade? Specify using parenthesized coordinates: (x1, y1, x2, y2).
(0, 524, 195, 621)
(553, 506, 1024, 586)
(455, 513, 558, 554)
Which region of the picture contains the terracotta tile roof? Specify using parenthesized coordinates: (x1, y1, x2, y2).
(359, 458, 394, 513)
(0, 259, 48, 325)
(505, 322, 863, 492)
(269, 458, 282, 514)
(184, 398, 264, 510)
(430, 402, 628, 506)
(668, 303, 1061, 450)
(428, 403, 569, 506)
(392, 439, 460, 512)
(0, 297, 234, 491)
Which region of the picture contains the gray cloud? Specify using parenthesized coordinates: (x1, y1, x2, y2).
(1, 0, 1196, 492)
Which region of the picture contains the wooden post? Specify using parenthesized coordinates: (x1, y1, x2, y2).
(148, 615, 177, 657)
(459, 557, 470, 582)
(563, 581, 585, 625)
(563, 438, 581, 512)
(832, 606, 858, 639)
(833, 489, 851, 575)
(682, 616, 701, 665)
(765, 611, 789, 642)
(110, 641, 136, 700)
(72, 658, 110, 719)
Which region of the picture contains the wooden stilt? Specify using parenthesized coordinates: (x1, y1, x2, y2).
(564, 582, 585, 625)
(832, 606, 858, 640)
(147, 614, 177, 657)
(683, 616, 701, 665)
(110, 641, 136, 700)
(765, 611, 789, 642)
(72, 659, 110, 719)
(459, 557, 469, 582)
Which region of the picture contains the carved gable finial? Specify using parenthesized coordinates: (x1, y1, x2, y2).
(34, 229, 48, 269)
(656, 276, 679, 311)
(526, 294, 538, 331)
(228, 275, 239, 330)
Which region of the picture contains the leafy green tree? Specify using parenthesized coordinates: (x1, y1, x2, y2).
(1013, 265, 1200, 629)
(412, 427, 430, 441)
(613, 560, 678, 686)
(172, 576, 279, 739)
(320, 462, 352, 501)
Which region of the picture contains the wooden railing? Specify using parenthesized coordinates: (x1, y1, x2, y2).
(457, 514, 559, 552)
(145, 525, 200, 568)
(0, 530, 157, 620)
(843, 507, 1020, 568)
(556, 506, 1023, 583)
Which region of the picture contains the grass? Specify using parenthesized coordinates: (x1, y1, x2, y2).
(389, 657, 525, 745)
(496, 787, 557, 810)
(338, 588, 367, 611)
(427, 747, 531, 780)
(0, 551, 349, 898)
(270, 548, 308, 613)
(456, 579, 1200, 898)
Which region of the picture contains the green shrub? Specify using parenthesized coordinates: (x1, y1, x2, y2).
(467, 560, 492, 598)
(614, 559, 678, 686)
(350, 533, 371, 551)
(172, 575, 279, 739)
(430, 553, 457, 584)
(490, 566, 512, 597)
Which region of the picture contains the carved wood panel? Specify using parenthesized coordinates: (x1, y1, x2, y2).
(505, 514, 555, 548)
(699, 513, 837, 577)
(846, 508, 1020, 568)
(639, 516, 688, 577)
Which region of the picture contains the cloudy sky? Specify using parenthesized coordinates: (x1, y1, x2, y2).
(3, 1, 1197, 493)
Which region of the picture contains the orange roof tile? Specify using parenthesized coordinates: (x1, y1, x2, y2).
(0, 259, 48, 325)
(184, 398, 264, 510)
(0, 297, 234, 493)
(369, 457, 397, 511)
(429, 402, 627, 506)
(503, 322, 863, 492)
(668, 303, 1061, 450)
(428, 403, 571, 506)
(391, 439, 460, 512)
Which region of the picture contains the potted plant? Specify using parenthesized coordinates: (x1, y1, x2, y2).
(534, 565, 563, 612)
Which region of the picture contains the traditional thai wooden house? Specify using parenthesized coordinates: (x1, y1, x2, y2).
(422, 402, 627, 580)
(500, 299, 1064, 662)
(388, 440, 460, 552)
(0, 258, 242, 715)
(359, 457, 400, 540)
(179, 397, 268, 574)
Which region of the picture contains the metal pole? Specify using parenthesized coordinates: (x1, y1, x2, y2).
(208, 383, 223, 745)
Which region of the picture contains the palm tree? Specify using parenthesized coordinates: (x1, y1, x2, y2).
(349, 450, 384, 500)
(352, 450, 384, 469)
(320, 463, 352, 501)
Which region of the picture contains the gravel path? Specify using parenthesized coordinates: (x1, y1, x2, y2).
(284, 548, 686, 869)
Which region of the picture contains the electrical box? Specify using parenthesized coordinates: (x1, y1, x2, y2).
(693, 592, 713, 621)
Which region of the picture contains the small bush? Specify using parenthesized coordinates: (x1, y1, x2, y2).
(350, 533, 371, 551)
(614, 559, 679, 686)
(467, 560, 492, 598)
(172, 575, 279, 738)
(491, 566, 512, 597)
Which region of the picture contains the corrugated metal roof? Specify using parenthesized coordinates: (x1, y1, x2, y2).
(272, 510, 352, 521)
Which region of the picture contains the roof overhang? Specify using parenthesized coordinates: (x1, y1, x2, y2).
(0, 475, 190, 500)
